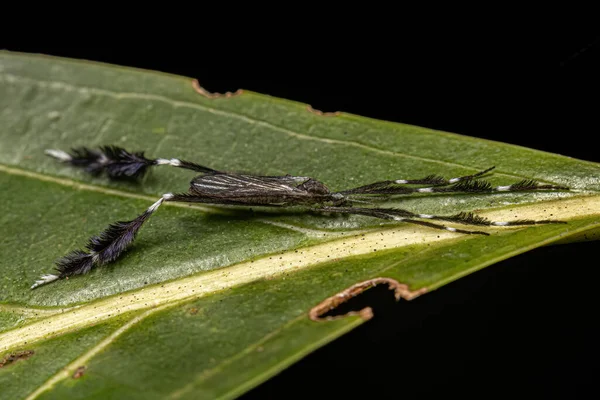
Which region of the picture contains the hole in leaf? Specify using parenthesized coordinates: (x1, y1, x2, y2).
(310, 277, 427, 321)
(319, 283, 402, 320)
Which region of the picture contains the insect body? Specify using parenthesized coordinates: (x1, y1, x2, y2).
(31, 145, 570, 289)
(183, 173, 348, 207)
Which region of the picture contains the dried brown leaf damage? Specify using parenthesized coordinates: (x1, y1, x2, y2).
(309, 278, 428, 321)
(306, 105, 341, 116)
(0, 350, 34, 368)
(72, 366, 86, 379)
(191, 79, 243, 98)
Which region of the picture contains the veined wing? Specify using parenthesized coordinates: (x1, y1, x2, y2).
(190, 174, 308, 197)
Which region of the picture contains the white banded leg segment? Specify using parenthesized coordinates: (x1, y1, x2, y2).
(391, 215, 488, 235)
(490, 179, 569, 192)
(154, 158, 217, 173)
(147, 198, 165, 213)
(155, 158, 183, 167)
(44, 149, 73, 162)
(489, 219, 562, 226)
(393, 167, 496, 185)
(491, 221, 510, 226)
(30, 274, 60, 289)
(146, 193, 175, 213)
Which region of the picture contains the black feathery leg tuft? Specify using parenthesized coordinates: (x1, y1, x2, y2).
(397, 166, 497, 185)
(410, 175, 448, 185)
(338, 179, 496, 195)
(340, 176, 570, 196)
(427, 211, 492, 226)
(66, 147, 105, 174)
(46, 145, 221, 179)
(447, 180, 494, 192)
(427, 211, 567, 226)
(85, 208, 155, 264)
(32, 196, 170, 289)
(507, 179, 570, 191)
(55, 250, 95, 277)
(48, 145, 156, 179)
(100, 145, 156, 179)
(51, 210, 153, 280)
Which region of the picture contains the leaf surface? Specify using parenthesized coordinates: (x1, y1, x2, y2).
(0, 51, 599, 399)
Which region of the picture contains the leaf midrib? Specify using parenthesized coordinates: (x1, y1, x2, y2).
(0, 222, 469, 351)
(17, 217, 600, 400)
(2, 190, 600, 355)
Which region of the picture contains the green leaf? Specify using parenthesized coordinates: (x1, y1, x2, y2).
(0, 50, 598, 400)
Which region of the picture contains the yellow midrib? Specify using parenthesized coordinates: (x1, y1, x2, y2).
(1, 193, 599, 354)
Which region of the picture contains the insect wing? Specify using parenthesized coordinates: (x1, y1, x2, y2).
(191, 174, 305, 197)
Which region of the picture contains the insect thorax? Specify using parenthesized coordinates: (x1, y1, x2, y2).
(296, 178, 330, 195)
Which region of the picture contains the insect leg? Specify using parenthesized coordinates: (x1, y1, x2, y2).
(316, 206, 490, 235)
(45, 145, 220, 180)
(392, 166, 496, 185)
(404, 210, 567, 228)
(335, 167, 495, 196)
(338, 177, 569, 196)
(31, 193, 175, 289)
(317, 206, 566, 235)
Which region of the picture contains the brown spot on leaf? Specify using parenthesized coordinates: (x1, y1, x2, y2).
(188, 307, 199, 315)
(191, 79, 243, 99)
(306, 105, 341, 117)
(72, 366, 86, 379)
(309, 277, 428, 322)
(0, 350, 34, 368)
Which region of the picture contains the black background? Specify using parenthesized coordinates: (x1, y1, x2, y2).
(3, 28, 599, 399)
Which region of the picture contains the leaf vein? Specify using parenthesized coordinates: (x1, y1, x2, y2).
(24, 308, 160, 400)
(0, 72, 557, 184)
(168, 314, 307, 399)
